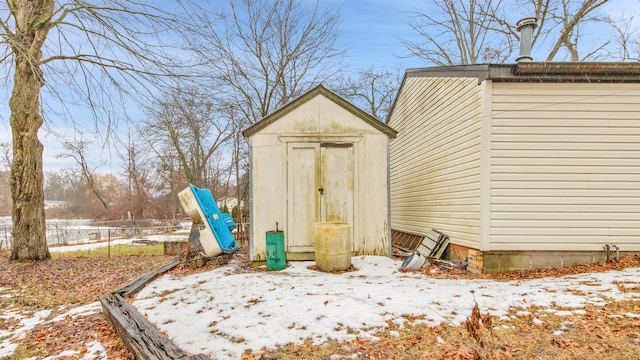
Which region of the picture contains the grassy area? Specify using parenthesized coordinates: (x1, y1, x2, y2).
(51, 243, 165, 258)
(0, 250, 173, 311)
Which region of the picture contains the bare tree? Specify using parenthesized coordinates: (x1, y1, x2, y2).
(331, 67, 401, 121)
(1, 1, 201, 260)
(143, 87, 234, 189)
(403, 0, 514, 65)
(608, 14, 640, 61)
(189, 0, 345, 124)
(404, 0, 617, 65)
(543, 0, 610, 61)
(150, 152, 188, 219)
(0, 144, 10, 216)
(221, 104, 250, 243)
(0, 143, 10, 171)
(119, 131, 154, 219)
(44, 170, 74, 201)
(59, 138, 108, 209)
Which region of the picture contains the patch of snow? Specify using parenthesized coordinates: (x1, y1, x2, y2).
(48, 233, 186, 253)
(48, 239, 134, 253)
(0, 300, 102, 359)
(551, 310, 576, 317)
(532, 318, 544, 325)
(558, 321, 575, 331)
(132, 256, 640, 360)
(0, 289, 13, 299)
(0, 310, 51, 358)
(83, 339, 107, 359)
(48, 302, 102, 323)
(41, 349, 80, 359)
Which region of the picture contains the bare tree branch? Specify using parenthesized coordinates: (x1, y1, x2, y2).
(608, 14, 640, 61)
(545, 0, 609, 61)
(59, 138, 108, 209)
(331, 67, 401, 121)
(402, 0, 514, 65)
(0, 0, 207, 260)
(142, 86, 235, 189)
(404, 0, 619, 65)
(186, 0, 345, 124)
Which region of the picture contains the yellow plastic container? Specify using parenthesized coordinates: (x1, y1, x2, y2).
(314, 221, 351, 272)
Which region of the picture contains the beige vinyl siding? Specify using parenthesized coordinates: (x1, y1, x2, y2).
(389, 77, 482, 247)
(489, 82, 640, 251)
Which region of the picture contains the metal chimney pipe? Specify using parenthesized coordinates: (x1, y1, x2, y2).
(516, 17, 537, 62)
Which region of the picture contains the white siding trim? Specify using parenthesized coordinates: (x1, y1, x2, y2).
(480, 80, 492, 251)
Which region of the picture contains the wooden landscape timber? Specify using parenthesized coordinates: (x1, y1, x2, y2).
(115, 258, 183, 298)
(100, 248, 210, 359)
(100, 293, 209, 360)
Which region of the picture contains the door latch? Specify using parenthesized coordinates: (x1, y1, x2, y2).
(318, 187, 324, 195)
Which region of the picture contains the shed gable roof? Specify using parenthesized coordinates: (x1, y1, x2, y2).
(242, 84, 397, 139)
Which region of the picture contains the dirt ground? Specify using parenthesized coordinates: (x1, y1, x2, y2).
(0, 249, 638, 359)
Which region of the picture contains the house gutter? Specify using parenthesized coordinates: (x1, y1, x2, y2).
(402, 62, 640, 85)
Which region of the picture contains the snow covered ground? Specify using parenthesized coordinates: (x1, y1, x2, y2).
(133, 255, 640, 360)
(47, 233, 188, 253)
(2, 237, 639, 359)
(0, 216, 192, 250)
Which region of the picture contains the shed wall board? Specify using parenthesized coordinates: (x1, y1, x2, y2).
(389, 77, 482, 249)
(488, 82, 640, 251)
(249, 93, 391, 262)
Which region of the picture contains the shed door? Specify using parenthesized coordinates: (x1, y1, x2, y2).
(287, 142, 353, 252)
(287, 143, 320, 252)
(321, 143, 354, 227)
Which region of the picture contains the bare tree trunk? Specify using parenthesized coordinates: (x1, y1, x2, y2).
(7, 0, 55, 261)
(9, 52, 50, 261)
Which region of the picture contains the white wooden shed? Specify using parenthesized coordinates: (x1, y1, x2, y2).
(387, 62, 640, 273)
(243, 85, 397, 264)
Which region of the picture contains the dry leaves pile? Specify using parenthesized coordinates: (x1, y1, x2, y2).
(0, 255, 173, 310)
(0, 250, 173, 359)
(421, 255, 640, 281)
(20, 312, 133, 359)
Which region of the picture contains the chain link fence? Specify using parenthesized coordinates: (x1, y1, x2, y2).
(0, 217, 249, 251)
